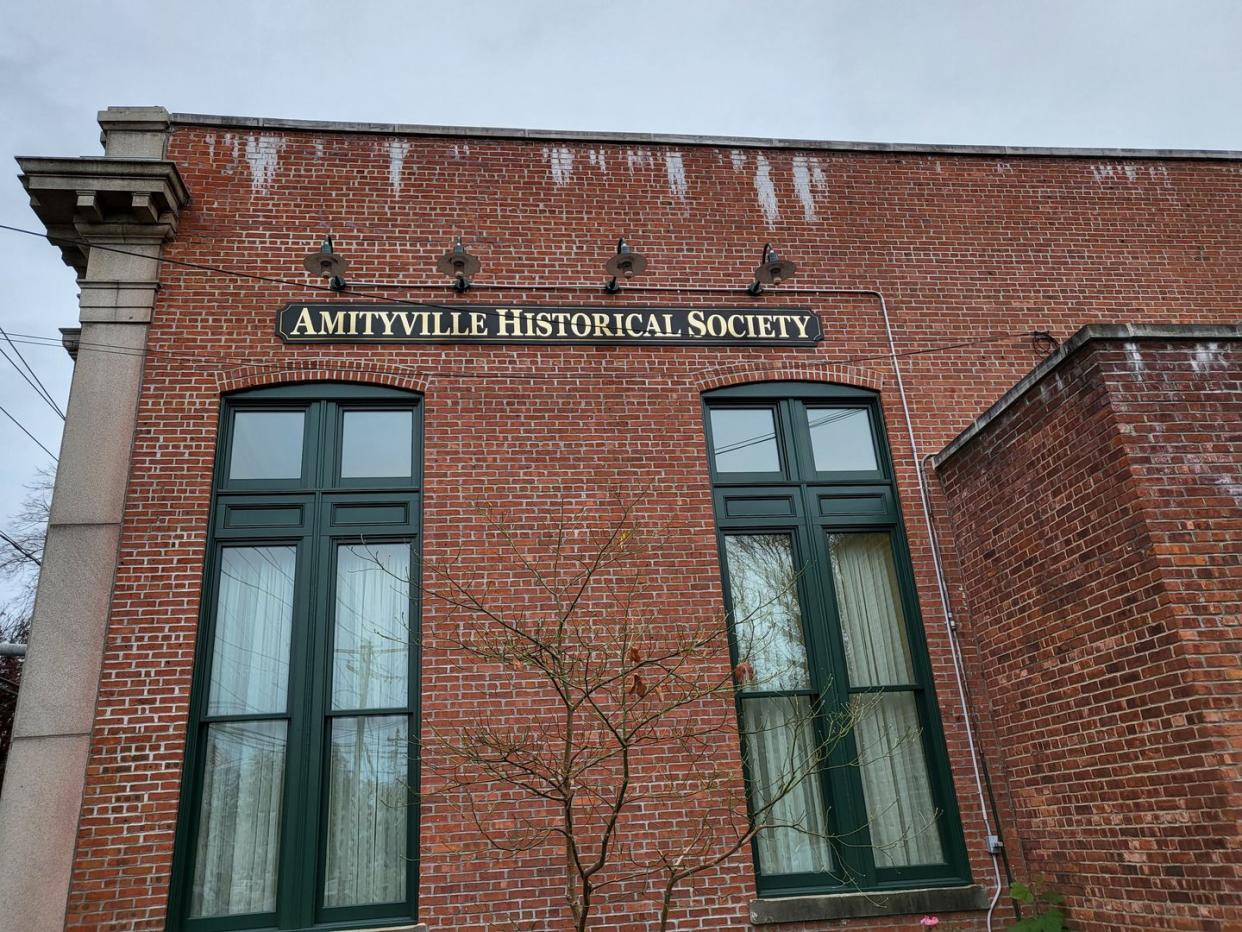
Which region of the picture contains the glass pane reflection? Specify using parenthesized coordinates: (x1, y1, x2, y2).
(711, 408, 781, 473)
(341, 410, 413, 479)
(332, 544, 410, 711)
(323, 715, 409, 907)
(725, 535, 811, 692)
(807, 408, 877, 472)
(190, 721, 287, 917)
(229, 411, 304, 480)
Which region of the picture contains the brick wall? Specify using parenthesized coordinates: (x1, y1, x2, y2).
(936, 337, 1242, 930)
(61, 124, 1242, 929)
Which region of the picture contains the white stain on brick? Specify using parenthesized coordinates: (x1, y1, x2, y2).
(1191, 342, 1224, 373)
(245, 134, 284, 195)
(1125, 341, 1145, 372)
(791, 155, 829, 222)
(626, 148, 654, 170)
(731, 149, 746, 171)
(450, 143, 470, 159)
(664, 151, 688, 199)
(543, 146, 574, 184)
(221, 133, 241, 174)
(387, 140, 411, 193)
(206, 133, 216, 162)
(753, 154, 779, 227)
(313, 140, 325, 160)
(1091, 163, 1116, 182)
(1123, 164, 1138, 182)
(588, 149, 607, 172)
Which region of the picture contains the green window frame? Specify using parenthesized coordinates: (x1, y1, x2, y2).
(703, 382, 969, 897)
(169, 383, 422, 932)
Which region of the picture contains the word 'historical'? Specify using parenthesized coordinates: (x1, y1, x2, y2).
(277, 304, 823, 346)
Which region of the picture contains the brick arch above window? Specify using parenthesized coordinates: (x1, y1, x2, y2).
(216, 358, 428, 395)
(692, 361, 886, 393)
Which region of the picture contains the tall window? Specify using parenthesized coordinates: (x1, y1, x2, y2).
(171, 384, 421, 931)
(704, 382, 968, 895)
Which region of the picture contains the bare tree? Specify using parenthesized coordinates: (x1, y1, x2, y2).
(413, 496, 865, 931)
(0, 466, 53, 786)
(0, 465, 52, 643)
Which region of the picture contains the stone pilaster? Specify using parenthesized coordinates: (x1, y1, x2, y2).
(0, 106, 188, 931)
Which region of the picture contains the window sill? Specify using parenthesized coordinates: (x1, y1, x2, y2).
(750, 884, 988, 924)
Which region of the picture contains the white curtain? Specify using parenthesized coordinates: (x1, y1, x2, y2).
(323, 716, 409, 906)
(332, 544, 410, 711)
(208, 546, 296, 715)
(853, 694, 944, 867)
(829, 533, 942, 867)
(191, 545, 295, 918)
(190, 721, 286, 916)
(742, 698, 833, 875)
(828, 533, 914, 687)
(324, 542, 411, 907)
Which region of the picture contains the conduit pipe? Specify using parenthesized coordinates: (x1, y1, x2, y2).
(869, 289, 1005, 930)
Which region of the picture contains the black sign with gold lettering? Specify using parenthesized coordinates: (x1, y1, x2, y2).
(276, 303, 822, 346)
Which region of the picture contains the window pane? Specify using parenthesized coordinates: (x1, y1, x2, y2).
(742, 697, 834, 875)
(229, 411, 304, 480)
(725, 535, 811, 692)
(807, 407, 877, 472)
(208, 547, 296, 716)
(852, 693, 944, 867)
(324, 715, 409, 907)
(711, 408, 781, 473)
(827, 533, 915, 687)
(333, 544, 410, 711)
(190, 721, 287, 917)
(341, 410, 413, 479)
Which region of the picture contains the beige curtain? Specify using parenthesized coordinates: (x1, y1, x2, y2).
(743, 698, 834, 875)
(323, 716, 409, 906)
(191, 722, 286, 916)
(829, 533, 943, 867)
(208, 546, 296, 715)
(332, 544, 411, 711)
(324, 543, 412, 906)
(191, 546, 295, 917)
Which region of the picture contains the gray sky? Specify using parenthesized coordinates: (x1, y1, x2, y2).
(1, 0, 1240, 603)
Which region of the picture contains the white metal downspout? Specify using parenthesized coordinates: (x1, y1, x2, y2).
(869, 290, 1005, 930)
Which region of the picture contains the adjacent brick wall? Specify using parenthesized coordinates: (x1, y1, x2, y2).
(936, 337, 1242, 931)
(61, 123, 1242, 930)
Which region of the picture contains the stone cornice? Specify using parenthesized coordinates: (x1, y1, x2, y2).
(16, 156, 190, 275)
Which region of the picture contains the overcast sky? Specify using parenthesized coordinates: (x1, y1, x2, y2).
(1, 0, 1240, 603)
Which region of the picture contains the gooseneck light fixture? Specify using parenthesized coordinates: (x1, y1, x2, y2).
(303, 234, 348, 291)
(747, 242, 796, 295)
(604, 237, 647, 293)
(436, 237, 481, 293)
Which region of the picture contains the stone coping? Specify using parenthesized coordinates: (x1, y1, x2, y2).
(168, 112, 1242, 161)
(933, 323, 1242, 468)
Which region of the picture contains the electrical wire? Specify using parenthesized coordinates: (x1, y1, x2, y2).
(0, 328, 1043, 384)
(0, 531, 41, 567)
(0, 404, 57, 461)
(0, 329, 65, 420)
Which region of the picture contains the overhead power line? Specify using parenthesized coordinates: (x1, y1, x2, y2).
(0, 327, 1043, 384)
(0, 404, 58, 461)
(0, 531, 41, 567)
(0, 327, 64, 420)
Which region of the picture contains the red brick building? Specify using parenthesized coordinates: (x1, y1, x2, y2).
(0, 107, 1238, 932)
